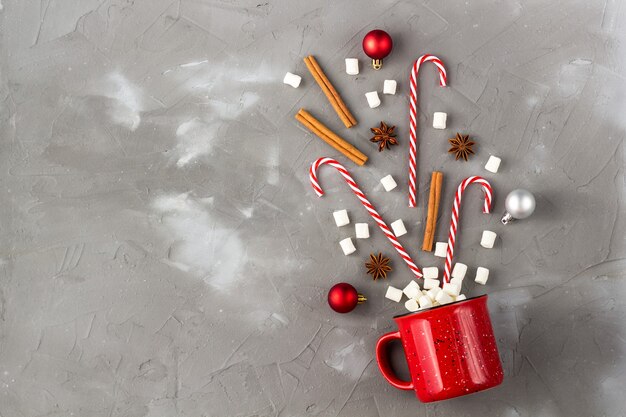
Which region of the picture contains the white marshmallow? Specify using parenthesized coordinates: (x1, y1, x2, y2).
(391, 219, 407, 237)
(475, 267, 490, 285)
(481, 230, 497, 249)
(435, 290, 454, 305)
(433, 112, 447, 129)
(442, 282, 461, 297)
(403, 280, 421, 299)
(426, 287, 442, 301)
(283, 72, 301, 88)
(434, 242, 448, 258)
(333, 209, 350, 227)
(383, 79, 397, 95)
(484, 155, 502, 173)
(450, 277, 463, 288)
(385, 285, 403, 302)
(451, 262, 468, 280)
(455, 294, 467, 301)
(418, 295, 433, 309)
(345, 58, 359, 75)
(422, 267, 439, 279)
(339, 237, 356, 255)
(423, 278, 440, 290)
(355, 223, 370, 239)
(365, 91, 381, 108)
(380, 174, 397, 192)
(405, 298, 420, 312)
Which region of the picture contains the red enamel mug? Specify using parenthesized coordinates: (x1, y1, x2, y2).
(376, 295, 504, 402)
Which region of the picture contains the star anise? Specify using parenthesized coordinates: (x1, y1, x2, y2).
(365, 253, 392, 281)
(448, 133, 475, 161)
(370, 121, 398, 152)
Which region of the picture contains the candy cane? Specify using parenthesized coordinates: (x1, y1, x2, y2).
(310, 157, 422, 278)
(442, 176, 493, 283)
(408, 54, 447, 207)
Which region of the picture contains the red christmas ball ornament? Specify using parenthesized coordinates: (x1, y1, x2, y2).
(362, 29, 393, 70)
(327, 283, 366, 313)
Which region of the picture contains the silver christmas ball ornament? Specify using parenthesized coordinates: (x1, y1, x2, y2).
(501, 189, 536, 225)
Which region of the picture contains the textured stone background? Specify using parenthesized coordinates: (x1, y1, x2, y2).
(1, 0, 625, 416)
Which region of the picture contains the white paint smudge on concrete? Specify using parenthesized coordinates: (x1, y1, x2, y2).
(172, 92, 260, 167)
(266, 143, 279, 185)
(161, 58, 272, 168)
(152, 193, 247, 290)
(160, 258, 191, 272)
(270, 312, 289, 326)
(324, 338, 370, 380)
(92, 72, 146, 130)
(174, 119, 215, 167)
(238, 206, 254, 218)
(162, 60, 209, 75)
(180, 60, 209, 68)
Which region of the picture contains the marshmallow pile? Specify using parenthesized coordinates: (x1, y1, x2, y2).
(385, 262, 494, 312)
(385, 266, 469, 312)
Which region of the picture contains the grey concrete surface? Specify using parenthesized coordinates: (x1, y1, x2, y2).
(1, 0, 625, 416)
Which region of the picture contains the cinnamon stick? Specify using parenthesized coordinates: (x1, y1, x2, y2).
(303, 55, 357, 129)
(295, 109, 367, 166)
(422, 171, 443, 251)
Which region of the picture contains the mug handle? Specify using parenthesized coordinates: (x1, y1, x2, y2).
(375, 331, 414, 390)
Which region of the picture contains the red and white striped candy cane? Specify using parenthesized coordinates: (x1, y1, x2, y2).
(310, 157, 422, 278)
(442, 176, 493, 283)
(408, 54, 447, 207)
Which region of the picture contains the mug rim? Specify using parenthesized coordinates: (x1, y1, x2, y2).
(393, 293, 487, 320)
